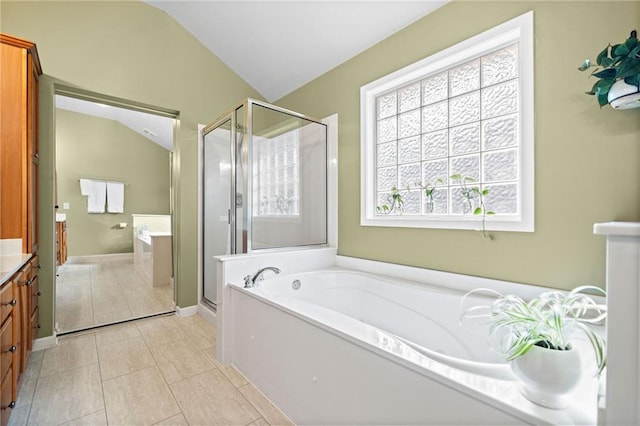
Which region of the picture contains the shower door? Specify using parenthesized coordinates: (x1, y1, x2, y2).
(202, 117, 233, 306)
(202, 99, 327, 307)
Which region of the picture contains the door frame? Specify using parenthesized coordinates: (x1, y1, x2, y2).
(47, 82, 180, 334)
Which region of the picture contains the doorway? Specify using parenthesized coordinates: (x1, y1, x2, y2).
(54, 90, 178, 334)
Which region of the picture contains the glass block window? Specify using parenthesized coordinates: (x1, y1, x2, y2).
(253, 131, 300, 216)
(360, 12, 534, 232)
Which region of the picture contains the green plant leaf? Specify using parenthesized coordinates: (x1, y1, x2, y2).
(592, 68, 617, 79)
(614, 43, 630, 56)
(597, 92, 609, 106)
(473, 207, 482, 215)
(596, 46, 610, 66)
(578, 59, 591, 71)
(481, 189, 490, 196)
(487, 211, 496, 215)
(617, 62, 640, 79)
(630, 45, 640, 59)
(624, 74, 639, 86)
(626, 35, 638, 51)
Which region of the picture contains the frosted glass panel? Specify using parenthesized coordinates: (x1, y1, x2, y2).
(377, 191, 399, 215)
(482, 80, 518, 119)
(422, 130, 448, 160)
(398, 163, 421, 188)
(399, 82, 421, 112)
(425, 188, 448, 214)
(483, 149, 518, 181)
(450, 122, 480, 155)
(482, 44, 518, 87)
(422, 72, 448, 105)
(482, 114, 518, 150)
(450, 154, 480, 182)
(398, 136, 421, 164)
(377, 93, 397, 119)
(450, 186, 477, 214)
(450, 91, 480, 127)
(398, 109, 421, 138)
(377, 166, 397, 191)
(422, 159, 448, 185)
(422, 101, 448, 132)
(377, 141, 397, 167)
(403, 190, 421, 214)
(485, 183, 518, 214)
(377, 117, 397, 143)
(449, 59, 480, 97)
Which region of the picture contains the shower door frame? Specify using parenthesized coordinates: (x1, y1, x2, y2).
(200, 98, 330, 309)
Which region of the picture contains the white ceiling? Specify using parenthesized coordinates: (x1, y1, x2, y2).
(56, 95, 174, 150)
(146, 0, 448, 102)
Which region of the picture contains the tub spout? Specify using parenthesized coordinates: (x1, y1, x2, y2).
(244, 266, 281, 288)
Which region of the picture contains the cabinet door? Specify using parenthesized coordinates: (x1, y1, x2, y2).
(0, 368, 13, 426)
(26, 52, 38, 254)
(10, 275, 21, 390)
(0, 317, 12, 385)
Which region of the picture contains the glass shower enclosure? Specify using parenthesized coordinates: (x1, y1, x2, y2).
(202, 99, 328, 307)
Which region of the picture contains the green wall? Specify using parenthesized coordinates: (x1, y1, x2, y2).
(277, 1, 640, 291)
(1, 0, 262, 337)
(56, 109, 170, 256)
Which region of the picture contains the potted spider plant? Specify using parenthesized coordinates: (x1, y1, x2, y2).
(460, 286, 606, 409)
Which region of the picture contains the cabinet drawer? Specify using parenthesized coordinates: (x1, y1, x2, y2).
(0, 284, 15, 326)
(0, 318, 12, 385)
(0, 368, 13, 426)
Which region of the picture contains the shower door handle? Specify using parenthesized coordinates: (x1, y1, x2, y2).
(228, 209, 231, 225)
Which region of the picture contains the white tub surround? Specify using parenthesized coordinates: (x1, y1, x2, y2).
(134, 232, 173, 287)
(218, 250, 599, 425)
(215, 247, 337, 363)
(594, 221, 640, 425)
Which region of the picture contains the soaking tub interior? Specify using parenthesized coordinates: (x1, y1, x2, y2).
(216, 248, 600, 425)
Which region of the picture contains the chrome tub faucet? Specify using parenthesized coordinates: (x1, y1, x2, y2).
(244, 266, 281, 288)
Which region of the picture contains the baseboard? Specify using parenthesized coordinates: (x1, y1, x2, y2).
(198, 302, 217, 328)
(176, 305, 198, 317)
(32, 335, 58, 351)
(66, 253, 134, 264)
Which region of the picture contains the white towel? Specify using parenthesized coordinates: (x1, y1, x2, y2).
(106, 181, 125, 213)
(87, 180, 106, 213)
(79, 179, 92, 196)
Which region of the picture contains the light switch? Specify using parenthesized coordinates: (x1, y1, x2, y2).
(63, 202, 70, 209)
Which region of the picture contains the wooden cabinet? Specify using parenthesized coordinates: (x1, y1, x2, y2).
(0, 33, 42, 255)
(56, 221, 67, 266)
(0, 276, 17, 426)
(0, 33, 41, 426)
(0, 256, 39, 426)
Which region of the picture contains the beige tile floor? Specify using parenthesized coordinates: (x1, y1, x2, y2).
(56, 259, 175, 332)
(9, 314, 294, 426)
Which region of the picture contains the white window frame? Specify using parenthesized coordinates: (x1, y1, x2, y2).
(360, 11, 534, 232)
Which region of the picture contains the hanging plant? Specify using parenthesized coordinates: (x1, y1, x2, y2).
(578, 29, 640, 108)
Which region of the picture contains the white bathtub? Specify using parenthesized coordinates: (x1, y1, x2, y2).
(252, 269, 515, 380)
(221, 252, 598, 425)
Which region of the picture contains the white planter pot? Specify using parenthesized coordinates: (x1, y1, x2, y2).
(608, 79, 640, 110)
(511, 344, 582, 409)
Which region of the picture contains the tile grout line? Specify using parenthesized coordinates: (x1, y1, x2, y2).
(137, 319, 185, 424)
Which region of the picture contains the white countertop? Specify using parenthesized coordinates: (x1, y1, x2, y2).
(1, 254, 32, 285)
